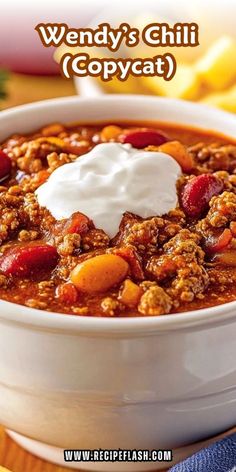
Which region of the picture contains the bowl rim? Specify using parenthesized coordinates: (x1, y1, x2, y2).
(1, 297, 236, 335)
(1, 94, 236, 131)
(1, 94, 236, 335)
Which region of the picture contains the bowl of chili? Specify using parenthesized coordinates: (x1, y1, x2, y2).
(0, 95, 236, 470)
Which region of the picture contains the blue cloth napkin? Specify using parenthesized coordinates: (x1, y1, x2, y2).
(169, 433, 236, 472)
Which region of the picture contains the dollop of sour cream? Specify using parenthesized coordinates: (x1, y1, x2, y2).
(36, 143, 181, 237)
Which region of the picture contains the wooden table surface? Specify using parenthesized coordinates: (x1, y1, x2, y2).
(0, 427, 68, 472)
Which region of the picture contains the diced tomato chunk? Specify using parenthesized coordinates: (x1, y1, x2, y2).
(63, 144, 90, 155)
(53, 212, 93, 237)
(119, 279, 143, 307)
(213, 249, 236, 266)
(65, 213, 91, 235)
(56, 283, 78, 304)
(230, 222, 236, 237)
(206, 228, 232, 254)
(114, 246, 144, 280)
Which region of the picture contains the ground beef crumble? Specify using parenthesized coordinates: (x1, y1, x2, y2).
(188, 142, 236, 172)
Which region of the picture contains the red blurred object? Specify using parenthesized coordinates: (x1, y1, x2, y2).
(0, 1, 102, 75)
(0, 150, 11, 181)
(0, 244, 59, 276)
(120, 129, 168, 149)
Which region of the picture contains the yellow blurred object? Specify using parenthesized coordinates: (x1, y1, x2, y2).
(196, 36, 236, 90)
(97, 76, 148, 95)
(100, 125, 122, 141)
(54, 32, 236, 113)
(0, 467, 12, 471)
(156, 141, 194, 173)
(143, 65, 203, 100)
(201, 84, 236, 112)
(119, 279, 142, 307)
(145, 35, 236, 101)
(36, 137, 65, 148)
(2, 73, 75, 109)
(132, 13, 201, 64)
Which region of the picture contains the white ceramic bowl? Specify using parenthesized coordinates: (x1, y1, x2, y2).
(0, 95, 236, 471)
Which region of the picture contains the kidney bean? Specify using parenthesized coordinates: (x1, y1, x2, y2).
(181, 174, 223, 218)
(0, 244, 59, 277)
(0, 150, 11, 182)
(71, 254, 129, 293)
(120, 129, 168, 149)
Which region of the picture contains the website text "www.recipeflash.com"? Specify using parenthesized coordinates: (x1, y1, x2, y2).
(64, 449, 173, 462)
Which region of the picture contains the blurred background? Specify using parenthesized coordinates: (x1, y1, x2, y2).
(1, 0, 236, 111)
